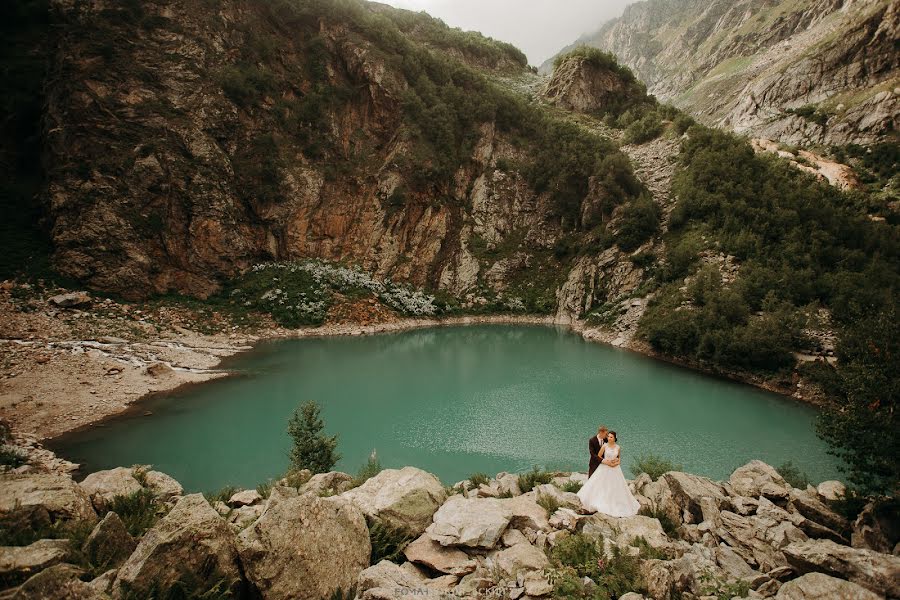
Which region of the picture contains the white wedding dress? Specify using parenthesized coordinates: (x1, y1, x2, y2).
(577, 444, 640, 517)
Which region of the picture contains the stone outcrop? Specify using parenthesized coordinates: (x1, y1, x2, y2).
(542, 53, 643, 114)
(783, 538, 900, 597)
(0, 473, 96, 524)
(238, 493, 370, 600)
(775, 571, 882, 600)
(113, 494, 244, 598)
(82, 512, 136, 569)
(0, 539, 70, 585)
(342, 467, 446, 535)
(403, 534, 477, 576)
(426, 496, 513, 549)
(78, 468, 143, 512)
(7, 564, 106, 600)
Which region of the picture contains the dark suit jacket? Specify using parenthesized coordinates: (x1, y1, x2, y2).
(588, 435, 604, 476)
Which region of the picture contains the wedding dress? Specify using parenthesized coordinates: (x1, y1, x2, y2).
(577, 444, 640, 517)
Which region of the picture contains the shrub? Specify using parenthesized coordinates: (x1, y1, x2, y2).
(777, 461, 812, 490)
(288, 400, 341, 475)
(537, 493, 560, 517)
(549, 533, 645, 598)
(368, 521, 413, 564)
(108, 489, 164, 537)
(630, 453, 682, 481)
(351, 450, 382, 488)
(204, 485, 240, 505)
(0, 445, 27, 468)
(217, 62, 275, 107)
(631, 535, 666, 559)
(623, 111, 664, 145)
(561, 480, 583, 493)
(616, 196, 661, 251)
(468, 472, 490, 487)
(518, 466, 553, 493)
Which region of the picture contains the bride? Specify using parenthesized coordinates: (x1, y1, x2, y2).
(577, 431, 640, 517)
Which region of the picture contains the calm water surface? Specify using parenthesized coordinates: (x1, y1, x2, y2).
(52, 325, 839, 491)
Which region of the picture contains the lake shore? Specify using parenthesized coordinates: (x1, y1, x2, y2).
(0, 284, 820, 449)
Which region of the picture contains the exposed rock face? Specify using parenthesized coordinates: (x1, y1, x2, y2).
(548, 0, 899, 146)
(341, 467, 446, 535)
(783, 538, 900, 597)
(729, 460, 790, 498)
(403, 534, 477, 576)
(775, 572, 882, 600)
(300, 471, 354, 497)
(82, 512, 137, 569)
(851, 500, 899, 554)
(8, 564, 106, 600)
(0, 539, 71, 585)
(114, 494, 244, 598)
(543, 54, 638, 113)
(238, 493, 370, 600)
(0, 473, 97, 524)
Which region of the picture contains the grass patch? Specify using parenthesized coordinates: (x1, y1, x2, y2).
(468, 473, 490, 487)
(108, 489, 165, 537)
(560, 480, 583, 493)
(630, 454, 681, 481)
(549, 533, 645, 599)
(537, 494, 561, 517)
(368, 520, 413, 564)
(518, 467, 553, 493)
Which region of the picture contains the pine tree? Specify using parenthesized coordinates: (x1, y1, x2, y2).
(287, 400, 340, 474)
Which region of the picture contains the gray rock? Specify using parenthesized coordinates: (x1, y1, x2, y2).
(403, 534, 477, 576)
(523, 571, 553, 596)
(488, 542, 549, 578)
(48, 292, 91, 308)
(82, 512, 136, 569)
(783, 538, 900, 597)
(10, 564, 106, 599)
(662, 471, 729, 526)
(114, 494, 244, 598)
(729, 461, 790, 499)
(227, 489, 262, 507)
(717, 509, 807, 572)
(356, 560, 432, 599)
(300, 471, 353, 497)
(342, 467, 446, 535)
(0, 540, 70, 585)
(816, 481, 847, 502)
(775, 572, 881, 600)
(0, 474, 97, 525)
(502, 494, 551, 531)
(788, 489, 848, 534)
(238, 493, 370, 600)
(227, 504, 264, 530)
(142, 470, 183, 501)
(495, 472, 522, 496)
(78, 468, 143, 512)
(715, 545, 770, 589)
(426, 495, 513, 549)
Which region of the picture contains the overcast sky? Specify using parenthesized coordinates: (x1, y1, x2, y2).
(379, 0, 638, 66)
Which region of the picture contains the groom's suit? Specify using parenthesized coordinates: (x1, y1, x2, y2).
(588, 435, 603, 477)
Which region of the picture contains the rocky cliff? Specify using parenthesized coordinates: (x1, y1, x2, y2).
(1, 451, 898, 599)
(543, 0, 899, 147)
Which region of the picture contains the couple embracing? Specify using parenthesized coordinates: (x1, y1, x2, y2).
(577, 425, 640, 517)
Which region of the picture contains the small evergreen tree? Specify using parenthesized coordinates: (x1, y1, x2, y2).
(287, 400, 340, 474)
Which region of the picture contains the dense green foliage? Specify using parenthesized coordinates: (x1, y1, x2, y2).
(630, 453, 681, 481)
(517, 466, 553, 493)
(368, 520, 413, 564)
(549, 533, 645, 599)
(287, 400, 341, 474)
(616, 196, 661, 251)
(108, 489, 164, 537)
(777, 461, 812, 490)
(640, 126, 898, 378)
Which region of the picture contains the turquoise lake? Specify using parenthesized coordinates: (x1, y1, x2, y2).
(51, 325, 840, 492)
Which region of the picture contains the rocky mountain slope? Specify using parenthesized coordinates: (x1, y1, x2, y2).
(543, 0, 899, 147)
(1, 450, 898, 599)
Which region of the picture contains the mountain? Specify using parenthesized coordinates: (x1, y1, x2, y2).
(541, 0, 899, 147)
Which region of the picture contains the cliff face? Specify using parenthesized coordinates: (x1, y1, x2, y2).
(544, 0, 899, 147)
(42, 0, 591, 302)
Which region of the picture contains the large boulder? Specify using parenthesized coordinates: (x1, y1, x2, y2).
(717, 509, 807, 572)
(356, 560, 429, 600)
(715, 545, 771, 589)
(9, 564, 107, 599)
(582, 513, 676, 555)
(227, 489, 262, 508)
(300, 471, 354, 497)
(403, 534, 477, 576)
(788, 490, 849, 534)
(426, 496, 513, 549)
(729, 461, 790, 498)
(82, 512, 136, 569)
(341, 467, 446, 535)
(488, 542, 550, 578)
(783, 538, 900, 597)
(501, 494, 551, 531)
(113, 494, 244, 598)
(775, 572, 881, 600)
(661, 472, 728, 526)
(238, 493, 370, 600)
(0, 539, 70, 586)
(141, 470, 183, 501)
(816, 481, 847, 502)
(78, 468, 143, 512)
(0, 474, 97, 525)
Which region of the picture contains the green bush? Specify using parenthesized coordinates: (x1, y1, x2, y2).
(630, 453, 681, 481)
(108, 489, 164, 537)
(217, 62, 275, 107)
(287, 400, 341, 474)
(561, 480, 583, 493)
(468, 472, 490, 487)
(518, 466, 553, 493)
(0, 445, 27, 468)
(616, 196, 661, 251)
(623, 111, 664, 145)
(549, 533, 645, 598)
(537, 493, 561, 517)
(777, 461, 812, 490)
(368, 521, 413, 564)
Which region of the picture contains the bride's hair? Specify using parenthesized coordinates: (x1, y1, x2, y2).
(609, 431, 617, 441)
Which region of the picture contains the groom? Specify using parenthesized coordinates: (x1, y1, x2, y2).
(588, 425, 607, 476)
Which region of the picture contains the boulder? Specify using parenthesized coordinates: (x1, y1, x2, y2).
(788, 490, 849, 534)
(784, 538, 900, 597)
(495, 473, 522, 496)
(775, 572, 881, 600)
(403, 534, 477, 576)
(227, 504, 264, 530)
(661, 472, 728, 525)
(523, 571, 553, 596)
(0, 474, 96, 525)
(715, 545, 770, 589)
(238, 493, 370, 600)
(816, 481, 847, 502)
(717, 509, 807, 572)
(78, 468, 143, 512)
(82, 512, 136, 569)
(300, 471, 354, 497)
(641, 478, 681, 525)
(852, 500, 899, 554)
(488, 542, 549, 578)
(426, 496, 513, 549)
(144, 363, 173, 377)
(730, 461, 790, 498)
(9, 564, 106, 599)
(501, 528, 529, 547)
(141, 470, 183, 501)
(582, 513, 674, 555)
(549, 508, 583, 532)
(48, 292, 91, 308)
(114, 494, 244, 598)
(342, 467, 446, 535)
(227, 489, 262, 508)
(356, 559, 439, 599)
(502, 494, 551, 531)
(0, 539, 70, 585)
